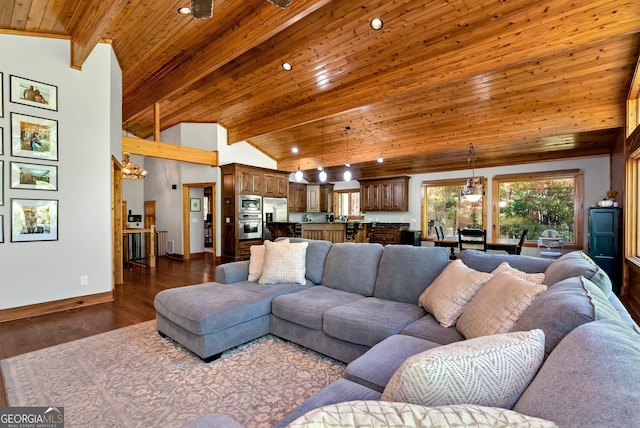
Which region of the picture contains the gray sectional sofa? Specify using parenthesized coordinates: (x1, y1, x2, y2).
(155, 239, 640, 427)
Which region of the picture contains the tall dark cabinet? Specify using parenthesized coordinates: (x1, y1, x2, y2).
(588, 207, 622, 294)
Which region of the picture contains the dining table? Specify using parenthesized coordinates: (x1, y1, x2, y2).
(434, 237, 521, 258)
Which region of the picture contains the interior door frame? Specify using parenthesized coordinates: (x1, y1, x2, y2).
(182, 182, 217, 261)
(112, 156, 123, 287)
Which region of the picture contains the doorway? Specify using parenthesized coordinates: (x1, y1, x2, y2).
(182, 182, 216, 261)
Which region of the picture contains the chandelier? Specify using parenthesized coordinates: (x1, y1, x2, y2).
(460, 145, 483, 202)
(122, 153, 147, 180)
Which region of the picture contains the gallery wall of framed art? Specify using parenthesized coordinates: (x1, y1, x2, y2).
(0, 71, 60, 243)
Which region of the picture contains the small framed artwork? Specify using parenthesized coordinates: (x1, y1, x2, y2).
(10, 75, 58, 111)
(0, 72, 3, 117)
(11, 198, 59, 242)
(11, 112, 58, 161)
(190, 198, 201, 212)
(1, 126, 4, 155)
(0, 215, 3, 243)
(0, 160, 3, 206)
(11, 161, 58, 191)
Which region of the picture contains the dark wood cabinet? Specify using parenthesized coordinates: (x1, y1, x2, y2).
(289, 183, 307, 212)
(220, 163, 289, 260)
(368, 227, 403, 245)
(360, 177, 409, 212)
(589, 207, 622, 294)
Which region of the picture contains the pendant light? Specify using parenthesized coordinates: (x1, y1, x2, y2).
(319, 120, 327, 182)
(294, 128, 303, 182)
(460, 145, 483, 202)
(343, 125, 352, 182)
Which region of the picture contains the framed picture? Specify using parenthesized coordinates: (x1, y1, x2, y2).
(11, 198, 58, 242)
(11, 112, 58, 161)
(0, 160, 3, 206)
(10, 75, 58, 111)
(11, 161, 58, 191)
(0, 72, 3, 117)
(1, 126, 4, 155)
(190, 198, 201, 212)
(0, 215, 3, 243)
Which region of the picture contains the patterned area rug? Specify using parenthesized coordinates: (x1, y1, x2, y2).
(0, 321, 345, 428)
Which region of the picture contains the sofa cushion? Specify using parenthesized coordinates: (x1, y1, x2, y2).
(288, 401, 558, 428)
(248, 239, 289, 281)
(513, 320, 640, 427)
(459, 249, 554, 273)
(154, 282, 305, 335)
(321, 243, 384, 296)
(323, 298, 426, 347)
(511, 275, 621, 356)
(543, 251, 612, 295)
(277, 237, 332, 284)
(400, 314, 465, 345)
(373, 245, 450, 304)
(345, 334, 442, 392)
(271, 286, 365, 331)
(272, 379, 382, 428)
(418, 259, 492, 328)
(456, 271, 547, 339)
(381, 329, 545, 409)
(259, 240, 308, 285)
(492, 261, 545, 284)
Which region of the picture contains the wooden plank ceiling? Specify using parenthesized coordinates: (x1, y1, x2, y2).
(2, 0, 639, 180)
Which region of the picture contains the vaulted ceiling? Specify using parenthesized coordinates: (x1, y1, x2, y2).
(2, 0, 639, 181)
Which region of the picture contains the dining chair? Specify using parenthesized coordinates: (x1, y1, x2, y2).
(537, 229, 563, 258)
(458, 228, 487, 252)
(435, 226, 444, 240)
(516, 228, 529, 255)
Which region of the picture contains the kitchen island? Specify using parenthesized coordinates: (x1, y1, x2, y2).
(265, 222, 414, 244)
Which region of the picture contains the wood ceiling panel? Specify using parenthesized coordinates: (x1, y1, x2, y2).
(1, 0, 638, 179)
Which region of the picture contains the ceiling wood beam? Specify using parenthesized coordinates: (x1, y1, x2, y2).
(122, 136, 218, 166)
(122, 0, 332, 119)
(69, 0, 128, 70)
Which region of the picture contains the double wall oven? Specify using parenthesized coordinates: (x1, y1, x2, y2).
(238, 195, 262, 240)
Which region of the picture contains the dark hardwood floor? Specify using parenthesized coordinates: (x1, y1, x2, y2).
(0, 253, 220, 406)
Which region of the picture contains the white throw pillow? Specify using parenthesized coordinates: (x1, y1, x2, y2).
(288, 401, 558, 428)
(258, 240, 308, 285)
(418, 259, 492, 327)
(457, 271, 547, 339)
(492, 261, 545, 284)
(381, 329, 545, 409)
(248, 239, 289, 282)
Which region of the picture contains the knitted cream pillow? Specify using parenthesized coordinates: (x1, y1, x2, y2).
(492, 261, 545, 284)
(248, 239, 289, 281)
(288, 401, 558, 428)
(381, 329, 545, 409)
(258, 240, 308, 285)
(418, 259, 492, 327)
(457, 271, 547, 339)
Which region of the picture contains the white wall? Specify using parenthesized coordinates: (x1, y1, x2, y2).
(0, 35, 119, 309)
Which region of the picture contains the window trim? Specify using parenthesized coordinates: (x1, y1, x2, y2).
(333, 189, 364, 220)
(421, 178, 488, 240)
(491, 169, 583, 249)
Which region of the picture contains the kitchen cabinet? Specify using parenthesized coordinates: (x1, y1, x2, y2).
(589, 207, 621, 294)
(289, 183, 307, 212)
(368, 227, 404, 245)
(307, 185, 320, 212)
(320, 184, 334, 213)
(300, 223, 345, 243)
(220, 163, 289, 261)
(360, 177, 409, 212)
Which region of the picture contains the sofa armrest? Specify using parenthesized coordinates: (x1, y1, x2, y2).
(215, 261, 250, 284)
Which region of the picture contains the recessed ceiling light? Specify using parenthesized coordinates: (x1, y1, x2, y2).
(282, 62, 293, 71)
(370, 18, 383, 30)
(377, 157, 384, 163)
(178, 7, 191, 14)
(292, 147, 299, 153)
